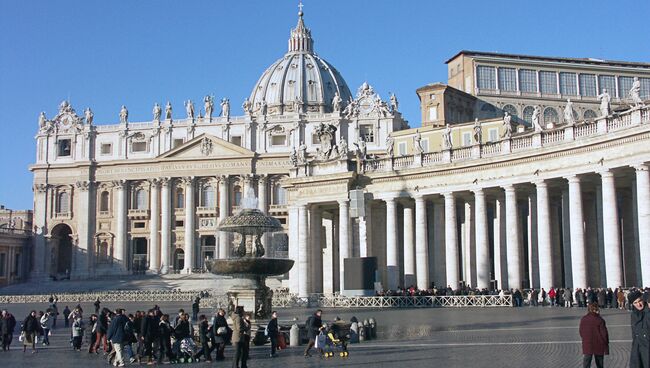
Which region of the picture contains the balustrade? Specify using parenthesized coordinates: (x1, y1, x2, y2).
(542, 129, 565, 144)
(451, 147, 472, 160)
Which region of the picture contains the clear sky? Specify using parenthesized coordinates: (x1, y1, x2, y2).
(1, 0, 649, 210)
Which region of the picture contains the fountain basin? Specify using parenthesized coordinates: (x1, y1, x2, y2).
(206, 258, 294, 277)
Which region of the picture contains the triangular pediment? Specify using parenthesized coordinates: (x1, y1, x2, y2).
(159, 134, 254, 159)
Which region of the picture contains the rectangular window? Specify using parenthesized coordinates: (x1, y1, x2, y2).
(100, 143, 112, 155)
(428, 106, 438, 121)
(420, 139, 429, 153)
(131, 141, 148, 152)
(559, 72, 578, 95)
(598, 75, 616, 97)
(360, 124, 374, 143)
(271, 135, 286, 146)
(398, 142, 406, 156)
(488, 128, 498, 142)
(498, 67, 517, 92)
(641, 78, 650, 99)
(539, 71, 558, 94)
(58, 139, 71, 157)
(311, 133, 320, 145)
(173, 138, 184, 148)
(462, 132, 472, 146)
(476, 65, 496, 90)
(133, 221, 146, 229)
(518, 69, 537, 93)
(0, 253, 5, 277)
(175, 220, 184, 227)
(579, 74, 597, 97)
(619, 76, 634, 97)
(231, 136, 242, 146)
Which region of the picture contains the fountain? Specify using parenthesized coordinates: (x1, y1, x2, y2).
(205, 188, 294, 319)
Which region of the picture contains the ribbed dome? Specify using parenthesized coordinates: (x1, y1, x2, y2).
(249, 11, 352, 115)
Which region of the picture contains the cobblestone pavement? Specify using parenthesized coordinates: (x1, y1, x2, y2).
(0, 301, 634, 368)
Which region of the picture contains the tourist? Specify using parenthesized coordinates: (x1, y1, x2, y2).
(141, 309, 158, 364)
(564, 288, 574, 308)
(132, 311, 143, 362)
(617, 289, 626, 310)
(158, 314, 175, 364)
(21, 310, 40, 353)
(106, 308, 129, 367)
(579, 303, 608, 368)
(123, 313, 138, 363)
(94, 298, 101, 314)
(304, 309, 323, 357)
(231, 306, 251, 368)
(48, 296, 59, 328)
(39, 310, 54, 346)
(267, 310, 279, 357)
(192, 297, 200, 322)
(173, 309, 184, 328)
(172, 313, 191, 357)
(629, 290, 650, 368)
(1, 309, 17, 351)
(211, 308, 229, 361)
(194, 314, 213, 362)
(62, 306, 71, 328)
(549, 287, 556, 307)
(71, 315, 85, 351)
(87, 314, 98, 353)
(92, 308, 109, 354)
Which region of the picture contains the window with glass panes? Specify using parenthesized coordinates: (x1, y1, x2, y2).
(518, 69, 537, 93)
(560, 72, 577, 95)
(543, 107, 559, 124)
(476, 65, 496, 89)
(523, 106, 535, 124)
(598, 75, 616, 97)
(641, 78, 650, 99)
(498, 68, 517, 91)
(619, 76, 634, 97)
(539, 71, 558, 94)
(579, 74, 597, 97)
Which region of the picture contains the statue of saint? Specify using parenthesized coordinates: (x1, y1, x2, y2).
(473, 118, 482, 144)
(390, 93, 399, 112)
(289, 146, 298, 167)
(532, 106, 543, 132)
(165, 101, 173, 120)
(84, 108, 94, 125)
(353, 139, 367, 160)
(386, 135, 394, 157)
(242, 98, 252, 115)
(338, 138, 348, 159)
(502, 112, 513, 138)
(119, 105, 128, 124)
(598, 89, 611, 117)
(221, 98, 230, 119)
(204, 95, 214, 120)
(152, 103, 162, 121)
(293, 96, 302, 114)
(343, 97, 358, 119)
(332, 91, 342, 112)
(297, 142, 307, 164)
(260, 98, 268, 116)
(185, 100, 195, 119)
(38, 112, 47, 130)
(442, 124, 453, 150)
(630, 77, 644, 107)
(563, 99, 575, 126)
(413, 130, 423, 154)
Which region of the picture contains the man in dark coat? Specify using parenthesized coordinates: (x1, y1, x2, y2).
(579, 303, 609, 368)
(22, 310, 40, 353)
(211, 308, 229, 360)
(157, 313, 175, 364)
(140, 309, 158, 364)
(629, 290, 650, 368)
(193, 314, 212, 362)
(303, 309, 322, 357)
(1, 310, 16, 351)
(106, 309, 129, 367)
(267, 311, 279, 357)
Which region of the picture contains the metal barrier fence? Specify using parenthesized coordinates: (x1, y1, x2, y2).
(0, 290, 213, 305)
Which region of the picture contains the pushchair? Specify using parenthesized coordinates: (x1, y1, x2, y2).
(176, 337, 199, 363)
(318, 327, 349, 358)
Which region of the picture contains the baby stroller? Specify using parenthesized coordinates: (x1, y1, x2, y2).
(319, 326, 349, 358)
(177, 337, 199, 363)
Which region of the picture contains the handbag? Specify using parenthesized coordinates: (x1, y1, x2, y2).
(18, 332, 24, 342)
(216, 326, 227, 335)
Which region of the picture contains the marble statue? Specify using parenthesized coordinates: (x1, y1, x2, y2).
(390, 93, 399, 112)
(332, 91, 342, 112)
(598, 89, 611, 117)
(343, 96, 358, 119)
(293, 96, 302, 114)
(165, 101, 173, 120)
(338, 138, 348, 159)
(221, 98, 230, 119)
(563, 99, 575, 126)
(185, 100, 195, 119)
(377, 98, 391, 117)
(119, 105, 128, 124)
(386, 135, 394, 157)
(84, 108, 94, 125)
(242, 98, 252, 115)
(297, 142, 307, 164)
(204, 95, 214, 120)
(260, 98, 268, 116)
(413, 130, 423, 154)
(532, 106, 542, 132)
(442, 124, 453, 150)
(353, 139, 367, 160)
(314, 123, 337, 160)
(289, 146, 298, 167)
(473, 118, 482, 144)
(631, 77, 644, 107)
(38, 112, 47, 130)
(153, 103, 162, 121)
(502, 112, 513, 138)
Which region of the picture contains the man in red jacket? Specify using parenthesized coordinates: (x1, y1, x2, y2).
(579, 302, 609, 368)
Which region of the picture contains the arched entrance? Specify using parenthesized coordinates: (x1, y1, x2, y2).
(51, 224, 73, 277)
(173, 248, 185, 272)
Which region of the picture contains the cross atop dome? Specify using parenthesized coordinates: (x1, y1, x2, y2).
(288, 1, 313, 53)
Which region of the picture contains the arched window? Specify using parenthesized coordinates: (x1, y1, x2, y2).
(273, 183, 287, 205)
(135, 189, 147, 210)
(584, 110, 597, 121)
(57, 192, 69, 213)
(233, 185, 242, 207)
(522, 106, 535, 125)
(543, 107, 559, 124)
(502, 104, 518, 118)
(100, 191, 110, 212)
(176, 188, 184, 209)
(202, 185, 215, 208)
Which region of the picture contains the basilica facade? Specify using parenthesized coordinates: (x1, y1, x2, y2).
(30, 10, 650, 297)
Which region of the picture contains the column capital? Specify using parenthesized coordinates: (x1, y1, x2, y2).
(75, 180, 93, 191)
(533, 179, 548, 188)
(159, 177, 172, 186)
(33, 183, 49, 193)
(112, 179, 127, 190)
(442, 191, 455, 199)
(565, 174, 581, 184)
(180, 176, 195, 185)
(633, 163, 649, 172)
(217, 174, 229, 184)
(472, 187, 486, 196)
(257, 173, 268, 184)
(148, 178, 161, 187)
(241, 173, 255, 184)
(502, 184, 517, 192)
(337, 199, 349, 207)
(598, 169, 615, 178)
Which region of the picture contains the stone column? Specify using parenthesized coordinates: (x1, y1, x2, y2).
(32, 184, 49, 279)
(415, 195, 429, 290)
(504, 184, 522, 289)
(600, 170, 623, 288)
(567, 175, 587, 289)
(338, 199, 351, 293)
(288, 205, 300, 293)
(474, 188, 489, 289)
(536, 180, 554, 291)
(148, 179, 160, 272)
(635, 164, 650, 286)
(160, 178, 171, 274)
(444, 193, 458, 289)
(385, 197, 399, 290)
(298, 204, 309, 297)
(403, 205, 415, 287)
(310, 205, 323, 293)
(114, 180, 128, 272)
(183, 176, 195, 273)
(75, 180, 93, 278)
(258, 174, 268, 214)
(494, 197, 506, 289)
(218, 175, 229, 259)
(242, 174, 253, 198)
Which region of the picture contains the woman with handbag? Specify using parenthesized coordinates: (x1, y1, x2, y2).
(22, 310, 39, 353)
(212, 308, 229, 361)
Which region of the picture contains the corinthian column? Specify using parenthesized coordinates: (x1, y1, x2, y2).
(32, 184, 49, 279)
(75, 180, 94, 278)
(385, 197, 399, 290)
(636, 164, 650, 286)
(444, 192, 458, 289)
(536, 180, 553, 291)
(114, 180, 128, 272)
(474, 188, 489, 289)
(338, 199, 351, 293)
(403, 205, 415, 287)
(567, 175, 587, 289)
(218, 175, 229, 259)
(298, 204, 309, 297)
(149, 178, 160, 272)
(183, 176, 195, 273)
(415, 195, 429, 290)
(504, 184, 522, 289)
(600, 170, 623, 288)
(160, 178, 171, 273)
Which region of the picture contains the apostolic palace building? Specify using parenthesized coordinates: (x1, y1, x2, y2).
(28, 9, 650, 297)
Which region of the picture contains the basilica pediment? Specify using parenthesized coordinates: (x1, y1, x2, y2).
(158, 134, 254, 159)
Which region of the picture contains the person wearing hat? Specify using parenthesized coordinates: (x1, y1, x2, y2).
(629, 289, 650, 368)
(579, 303, 608, 368)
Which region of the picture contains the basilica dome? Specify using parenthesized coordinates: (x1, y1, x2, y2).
(248, 11, 352, 115)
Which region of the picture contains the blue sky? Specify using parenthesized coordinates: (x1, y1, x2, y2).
(1, 0, 649, 210)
